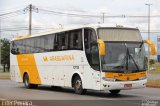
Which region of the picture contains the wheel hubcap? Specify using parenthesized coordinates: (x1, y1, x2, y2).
(25, 78, 29, 87)
(75, 80, 81, 90)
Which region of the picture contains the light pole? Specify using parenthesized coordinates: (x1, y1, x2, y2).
(102, 12, 105, 23)
(29, 4, 32, 35)
(145, 4, 152, 73)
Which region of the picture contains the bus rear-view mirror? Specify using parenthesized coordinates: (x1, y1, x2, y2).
(144, 40, 156, 55)
(98, 39, 106, 56)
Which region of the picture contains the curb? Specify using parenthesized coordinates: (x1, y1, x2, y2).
(0, 76, 10, 80)
(146, 85, 160, 88)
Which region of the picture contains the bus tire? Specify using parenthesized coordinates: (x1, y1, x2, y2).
(73, 76, 86, 95)
(109, 90, 120, 95)
(24, 74, 38, 89)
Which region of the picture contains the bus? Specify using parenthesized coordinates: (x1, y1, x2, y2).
(10, 24, 156, 95)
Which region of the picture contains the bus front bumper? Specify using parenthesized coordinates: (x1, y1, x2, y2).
(101, 79, 147, 91)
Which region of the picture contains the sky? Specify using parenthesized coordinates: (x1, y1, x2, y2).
(0, 0, 160, 46)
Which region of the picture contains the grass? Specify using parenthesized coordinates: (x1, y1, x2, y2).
(147, 79, 160, 88)
(0, 75, 10, 79)
(0, 70, 10, 73)
(0, 71, 10, 79)
(150, 63, 160, 75)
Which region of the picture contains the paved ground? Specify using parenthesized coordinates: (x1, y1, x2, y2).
(0, 72, 10, 80)
(148, 74, 160, 80)
(0, 80, 160, 106)
(0, 72, 9, 76)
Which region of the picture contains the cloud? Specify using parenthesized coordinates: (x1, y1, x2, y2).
(0, 0, 160, 48)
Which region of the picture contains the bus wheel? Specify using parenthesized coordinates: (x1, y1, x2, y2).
(109, 90, 120, 95)
(24, 74, 38, 89)
(73, 76, 86, 95)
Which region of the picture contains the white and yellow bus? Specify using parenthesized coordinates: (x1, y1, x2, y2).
(10, 24, 156, 95)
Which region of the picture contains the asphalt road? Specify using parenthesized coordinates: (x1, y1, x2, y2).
(148, 74, 160, 80)
(0, 80, 160, 106)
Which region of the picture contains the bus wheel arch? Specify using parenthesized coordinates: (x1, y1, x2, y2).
(71, 73, 86, 95)
(71, 73, 80, 87)
(23, 72, 28, 83)
(23, 72, 38, 89)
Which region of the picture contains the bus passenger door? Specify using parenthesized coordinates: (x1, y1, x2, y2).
(83, 28, 101, 90)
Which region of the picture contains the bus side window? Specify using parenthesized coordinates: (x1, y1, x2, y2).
(84, 28, 100, 71)
(22, 40, 26, 54)
(64, 32, 69, 50)
(44, 35, 51, 52)
(30, 39, 34, 53)
(56, 33, 65, 51)
(11, 41, 17, 54)
(54, 34, 58, 51)
(69, 32, 74, 50)
(34, 37, 41, 53)
(69, 29, 83, 50)
(40, 37, 45, 52)
(73, 32, 78, 49)
(17, 40, 22, 54)
(48, 34, 55, 51)
(51, 34, 55, 51)
(25, 39, 31, 54)
(61, 33, 66, 50)
(44, 36, 48, 51)
(77, 30, 83, 50)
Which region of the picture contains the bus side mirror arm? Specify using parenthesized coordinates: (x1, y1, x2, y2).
(144, 40, 156, 55)
(98, 39, 106, 56)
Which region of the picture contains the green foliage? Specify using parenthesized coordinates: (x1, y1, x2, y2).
(145, 57, 156, 66)
(1, 38, 10, 71)
(150, 59, 155, 65)
(150, 63, 160, 74)
(147, 79, 160, 88)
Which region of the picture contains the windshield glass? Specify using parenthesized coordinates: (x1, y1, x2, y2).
(101, 42, 146, 72)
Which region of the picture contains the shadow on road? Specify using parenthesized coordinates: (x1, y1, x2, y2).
(19, 85, 139, 99)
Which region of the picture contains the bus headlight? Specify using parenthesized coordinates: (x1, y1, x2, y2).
(102, 77, 116, 82)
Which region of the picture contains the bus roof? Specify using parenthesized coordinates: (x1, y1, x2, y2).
(13, 24, 139, 41)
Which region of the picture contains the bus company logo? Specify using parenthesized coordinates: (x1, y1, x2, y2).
(142, 100, 159, 106)
(43, 56, 48, 61)
(21, 58, 29, 62)
(43, 55, 75, 62)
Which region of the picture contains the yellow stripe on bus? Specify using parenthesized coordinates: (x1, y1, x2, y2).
(105, 71, 146, 81)
(17, 54, 41, 84)
(14, 36, 31, 40)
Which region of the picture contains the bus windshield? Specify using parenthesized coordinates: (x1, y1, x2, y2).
(98, 28, 146, 72)
(101, 42, 146, 72)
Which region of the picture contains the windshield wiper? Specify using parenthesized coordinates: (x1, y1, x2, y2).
(128, 51, 140, 71)
(124, 44, 140, 71)
(139, 42, 143, 48)
(138, 41, 144, 53)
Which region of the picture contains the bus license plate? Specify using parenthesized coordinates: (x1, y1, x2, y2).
(124, 84, 132, 88)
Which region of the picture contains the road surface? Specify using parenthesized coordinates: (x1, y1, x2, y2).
(0, 80, 160, 106)
(148, 74, 160, 80)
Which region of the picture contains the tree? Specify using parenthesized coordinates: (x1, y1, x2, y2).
(1, 38, 10, 72)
